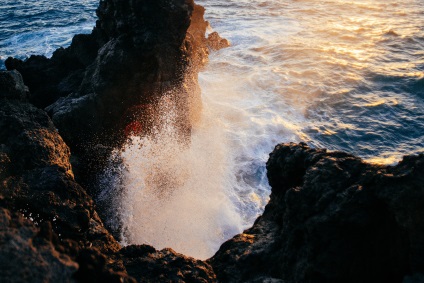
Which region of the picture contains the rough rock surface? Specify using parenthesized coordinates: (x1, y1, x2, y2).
(0, 70, 29, 100)
(120, 245, 216, 282)
(0, 72, 117, 251)
(1, 45, 217, 283)
(207, 32, 231, 51)
(0, 70, 137, 282)
(5, 0, 219, 190)
(6, 0, 202, 149)
(210, 142, 424, 283)
(0, 208, 78, 283)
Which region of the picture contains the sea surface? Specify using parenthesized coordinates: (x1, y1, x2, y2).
(1, 0, 423, 259)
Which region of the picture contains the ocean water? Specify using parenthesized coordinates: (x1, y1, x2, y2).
(0, 0, 96, 68)
(2, 0, 423, 259)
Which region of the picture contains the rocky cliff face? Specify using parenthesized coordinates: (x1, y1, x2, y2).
(5, 0, 211, 188)
(0, 70, 132, 282)
(0, 68, 216, 282)
(1, 0, 219, 281)
(210, 143, 424, 283)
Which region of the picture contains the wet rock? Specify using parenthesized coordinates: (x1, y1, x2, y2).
(5, 1, 218, 193)
(120, 245, 217, 283)
(74, 248, 137, 283)
(6, 0, 198, 151)
(0, 70, 29, 100)
(0, 208, 78, 283)
(0, 70, 120, 253)
(207, 32, 230, 51)
(186, 4, 210, 68)
(0, 207, 136, 283)
(210, 143, 424, 283)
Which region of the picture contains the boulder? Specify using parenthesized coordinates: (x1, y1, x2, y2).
(207, 32, 230, 51)
(210, 143, 424, 283)
(120, 245, 216, 282)
(0, 70, 29, 100)
(0, 208, 78, 283)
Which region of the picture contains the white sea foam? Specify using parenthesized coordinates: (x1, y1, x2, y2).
(101, 92, 248, 259)
(1, 24, 93, 61)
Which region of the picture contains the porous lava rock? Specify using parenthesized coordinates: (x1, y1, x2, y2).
(3, 0, 424, 282)
(210, 143, 424, 283)
(5, 0, 219, 189)
(119, 245, 217, 282)
(0, 208, 78, 283)
(5, 0, 206, 149)
(0, 70, 136, 282)
(0, 79, 117, 251)
(1, 22, 218, 281)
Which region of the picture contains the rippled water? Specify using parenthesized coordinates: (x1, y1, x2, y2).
(2, 0, 423, 259)
(0, 0, 96, 68)
(199, 0, 424, 164)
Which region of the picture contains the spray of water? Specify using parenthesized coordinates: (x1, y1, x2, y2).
(99, 87, 253, 259)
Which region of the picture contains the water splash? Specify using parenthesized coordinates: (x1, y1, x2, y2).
(100, 92, 251, 259)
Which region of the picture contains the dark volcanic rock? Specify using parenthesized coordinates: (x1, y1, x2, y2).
(6, 0, 200, 150)
(10, 0, 424, 282)
(5, 0, 217, 190)
(0, 70, 29, 100)
(0, 97, 119, 250)
(120, 245, 217, 282)
(0, 208, 78, 283)
(0, 207, 136, 283)
(0, 71, 136, 281)
(210, 143, 424, 283)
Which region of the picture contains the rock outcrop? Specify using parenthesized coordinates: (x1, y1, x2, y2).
(0, 1, 221, 280)
(5, 0, 209, 147)
(120, 245, 216, 282)
(210, 143, 424, 283)
(5, 0, 213, 188)
(0, 67, 217, 282)
(0, 70, 136, 282)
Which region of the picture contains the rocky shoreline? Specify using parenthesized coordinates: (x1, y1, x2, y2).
(1, 0, 423, 282)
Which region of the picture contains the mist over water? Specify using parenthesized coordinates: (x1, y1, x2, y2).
(1, 0, 423, 259)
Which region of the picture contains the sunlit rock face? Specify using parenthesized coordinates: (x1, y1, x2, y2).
(211, 143, 424, 283)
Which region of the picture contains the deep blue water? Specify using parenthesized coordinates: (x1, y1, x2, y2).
(0, 0, 97, 68)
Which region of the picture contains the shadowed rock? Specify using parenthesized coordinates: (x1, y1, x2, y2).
(5, 0, 217, 190)
(120, 245, 216, 282)
(0, 69, 137, 282)
(210, 143, 424, 283)
(5, 0, 204, 149)
(3, 0, 423, 282)
(0, 208, 78, 283)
